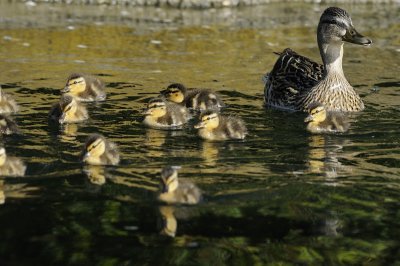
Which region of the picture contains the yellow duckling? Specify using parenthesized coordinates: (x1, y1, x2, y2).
(0, 148, 26, 177)
(49, 94, 89, 124)
(305, 103, 349, 134)
(0, 85, 19, 114)
(81, 134, 120, 166)
(161, 83, 225, 111)
(143, 98, 191, 130)
(0, 114, 19, 135)
(158, 166, 202, 205)
(61, 73, 106, 102)
(194, 110, 247, 141)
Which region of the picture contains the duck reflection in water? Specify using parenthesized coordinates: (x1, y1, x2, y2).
(83, 165, 107, 186)
(0, 179, 40, 205)
(307, 135, 353, 180)
(158, 205, 177, 237)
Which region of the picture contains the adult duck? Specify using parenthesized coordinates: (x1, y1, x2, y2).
(264, 7, 372, 112)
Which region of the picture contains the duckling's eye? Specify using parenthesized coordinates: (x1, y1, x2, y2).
(65, 106, 72, 112)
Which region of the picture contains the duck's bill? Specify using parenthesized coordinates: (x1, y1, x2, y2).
(343, 28, 372, 46)
(194, 122, 204, 129)
(304, 115, 314, 123)
(61, 86, 70, 93)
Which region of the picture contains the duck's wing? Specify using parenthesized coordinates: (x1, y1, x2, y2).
(264, 48, 324, 110)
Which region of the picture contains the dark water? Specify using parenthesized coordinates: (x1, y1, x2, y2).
(1, 1, 400, 265)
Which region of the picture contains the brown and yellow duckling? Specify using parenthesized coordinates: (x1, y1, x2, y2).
(143, 98, 191, 130)
(305, 103, 349, 134)
(194, 110, 247, 141)
(0, 148, 26, 177)
(81, 134, 120, 166)
(158, 166, 202, 205)
(0, 114, 19, 135)
(49, 94, 89, 124)
(161, 83, 225, 111)
(61, 73, 106, 102)
(0, 85, 19, 114)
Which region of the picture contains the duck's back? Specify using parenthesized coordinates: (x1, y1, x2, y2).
(264, 48, 324, 110)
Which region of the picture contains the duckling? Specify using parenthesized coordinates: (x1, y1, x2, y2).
(0, 114, 19, 135)
(81, 134, 119, 166)
(305, 103, 349, 134)
(161, 83, 224, 111)
(0, 85, 19, 114)
(194, 110, 247, 141)
(0, 148, 26, 177)
(264, 7, 372, 112)
(158, 166, 202, 205)
(61, 73, 106, 102)
(49, 94, 89, 124)
(143, 98, 191, 130)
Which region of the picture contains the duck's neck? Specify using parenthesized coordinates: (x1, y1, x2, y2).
(319, 42, 345, 77)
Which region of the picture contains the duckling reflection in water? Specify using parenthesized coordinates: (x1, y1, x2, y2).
(305, 103, 349, 134)
(0, 114, 20, 135)
(0, 85, 19, 114)
(158, 166, 202, 205)
(161, 83, 225, 111)
(143, 98, 191, 130)
(158, 206, 177, 237)
(61, 73, 106, 102)
(49, 94, 89, 124)
(0, 148, 26, 177)
(81, 134, 120, 166)
(83, 165, 107, 185)
(194, 110, 247, 141)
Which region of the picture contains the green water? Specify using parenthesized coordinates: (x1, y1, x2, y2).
(0, 2, 399, 265)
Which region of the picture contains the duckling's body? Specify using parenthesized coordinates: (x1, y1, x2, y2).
(0, 114, 19, 135)
(158, 166, 201, 205)
(194, 110, 247, 141)
(61, 73, 106, 102)
(0, 86, 19, 114)
(143, 98, 191, 130)
(81, 134, 119, 166)
(0, 148, 26, 177)
(264, 7, 372, 112)
(305, 104, 349, 134)
(162, 83, 224, 111)
(49, 94, 89, 124)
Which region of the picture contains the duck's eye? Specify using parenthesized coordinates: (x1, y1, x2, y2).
(65, 106, 72, 112)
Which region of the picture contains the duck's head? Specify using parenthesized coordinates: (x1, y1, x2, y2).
(62, 73, 87, 95)
(305, 104, 327, 123)
(160, 83, 186, 104)
(318, 7, 372, 47)
(143, 98, 167, 118)
(82, 134, 106, 163)
(59, 95, 78, 124)
(0, 147, 6, 166)
(194, 110, 220, 130)
(160, 166, 181, 193)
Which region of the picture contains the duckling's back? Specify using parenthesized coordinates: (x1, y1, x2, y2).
(0, 157, 26, 177)
(220, 116, 247, 140)
(159, 179, 202, 205)
(185, 88, 224, 111)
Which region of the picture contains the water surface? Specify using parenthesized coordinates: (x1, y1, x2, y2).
(0, 2, 400, 265)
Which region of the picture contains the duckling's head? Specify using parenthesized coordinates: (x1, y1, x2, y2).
(318, 7, 371, 47)
(143, 98, 167, 118)
(59, 95, 78, 124)
(0, 147, 6, 166)
(161, 83, 186, 103)
(305, 104, 327, 124)
(82, 134, 107, 163)
(194, 110, 220, 130)
(160, 166, 181, 193)
(62, 73, 87, 95)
